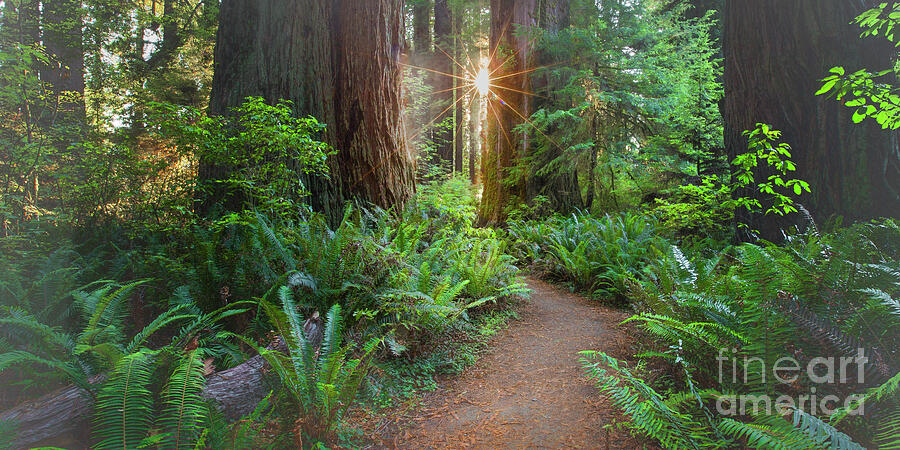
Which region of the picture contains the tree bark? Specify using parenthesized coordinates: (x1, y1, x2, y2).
(478, 0, 536, 225)
(203, 0, 415, 224)
(723, 0, 898, 239)
(40, 0, 86, 124)
(433, 0, 454, 166)
(470, 88, 482, 183)
(453, 6, 465, 174)
(412, 0, 432, 61)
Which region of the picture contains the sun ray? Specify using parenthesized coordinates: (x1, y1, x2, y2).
(487, 95, 515, 154)
(488, 64, 553, 82)
(431, 82, 476, 97)
(351, 85, 478, 191)
(400, 62, 470, 82)
(487, 35, 539, 78)
(491, 89, 569, 157)
(435, 45, 477, 78)
(407, 85, 478, 144)
(489, 83, 548, 99)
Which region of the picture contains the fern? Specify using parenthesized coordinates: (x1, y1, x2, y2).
(93, 349, 157, 450)
(791, 409, 864, 450)
(719, 416, 820, 450)
(0, 419, 16, 450)
(254, 292, 380, 442)
(580, 351, 716, 449)
(157, 350, 209, 449)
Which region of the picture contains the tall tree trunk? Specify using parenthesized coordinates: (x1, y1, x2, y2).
(469, 88, 482, 183)
(412, 0, 432, 62)
(478, 0, 536, 225)
(433, 0, 454, 166)
(453, 7, 465, 173)
(40, 0, 86, 125)
(723, 0, 898, 240)
(526, 0, 582, 213)
(205, 0, 415, 224)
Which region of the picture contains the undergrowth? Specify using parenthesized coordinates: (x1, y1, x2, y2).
(0, 176, 528, 448)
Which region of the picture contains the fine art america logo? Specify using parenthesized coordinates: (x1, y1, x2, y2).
(715, 347, 868, 416)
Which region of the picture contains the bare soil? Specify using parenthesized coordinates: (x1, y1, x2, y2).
(369, 277, 648, 449)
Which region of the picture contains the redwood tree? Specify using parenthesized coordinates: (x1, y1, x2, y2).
(479, 0, 535, 225)
(205, 0, 415, 223)
(723, 0, 898, 237)
(41, 0, 85, 123)
(433, 0, 454, 165)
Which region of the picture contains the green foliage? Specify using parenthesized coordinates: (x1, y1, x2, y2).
(518, 0, 725, 213)
(580, 351, 719, 449)
(254, 296, 379, 443)
(507, 211, 665, 299)
(653, 123, 810, 238)
(733, 124, 810, 217)
(651, 175, 734, 239)
(150, 97, 332, 219)
(817, 3, 900, 130)
(93, 348, 212, 450)
(93, 349, 157, 449)
(584, 218, 900, 448)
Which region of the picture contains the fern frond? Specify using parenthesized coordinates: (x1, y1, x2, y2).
(158, 350, 208, 450)
(718, 416, 819, 450)
(0, 350, 90, 391)
(790, 408, 864, 450)
(93, 349, 157, 450)
(125, 305, 193, 353)
(271, 287, 316, 401)
(580, 351, 714, 449)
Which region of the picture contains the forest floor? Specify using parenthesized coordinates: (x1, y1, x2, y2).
(364, 277, 649, 449)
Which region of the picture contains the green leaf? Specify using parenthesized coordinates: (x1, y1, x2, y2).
(815, 80, 836, 96)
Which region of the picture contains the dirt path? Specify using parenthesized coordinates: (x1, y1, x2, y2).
(375, 277, 645, 449)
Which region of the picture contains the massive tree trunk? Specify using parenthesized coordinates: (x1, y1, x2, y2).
(526, 0, 582, 214)
(723, 0, 898, 239)
(478, 0, 536, 225)
(203, 0, 415, 223)
(433, 0, 454, 166)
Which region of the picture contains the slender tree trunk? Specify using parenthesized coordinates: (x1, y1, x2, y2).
(433, 0, 454, 166)
(205, 0, 415, 224)
(130, 12, 146, 136)
(469, 88, 482, 183)
(723, 0, 897, 239)
(478, 0, 536, 225)
(412, 0, 432, 62)
(453, 7, 465, 173)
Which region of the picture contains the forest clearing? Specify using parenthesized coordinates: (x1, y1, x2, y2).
(1, 0, 899, 448)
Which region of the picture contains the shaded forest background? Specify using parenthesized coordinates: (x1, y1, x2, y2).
(0, 0, 899, 448)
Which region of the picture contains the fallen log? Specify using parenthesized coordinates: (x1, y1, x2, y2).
(0, 340, 286, 449)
